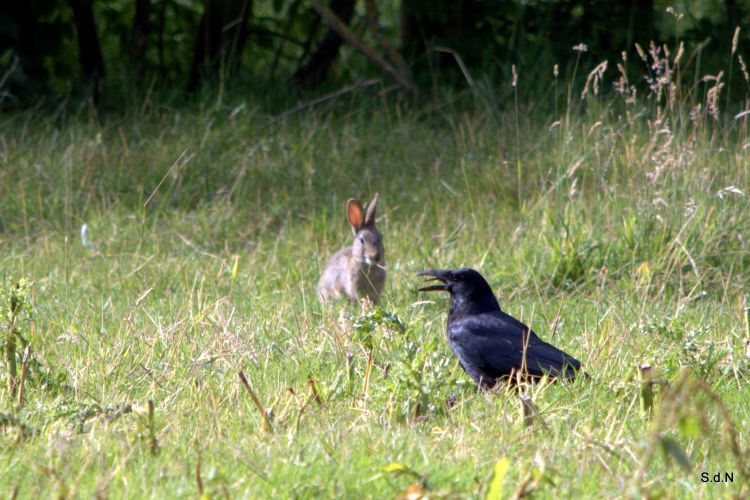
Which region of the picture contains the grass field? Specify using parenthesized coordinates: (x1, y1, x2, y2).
(1, 70, 749, 498)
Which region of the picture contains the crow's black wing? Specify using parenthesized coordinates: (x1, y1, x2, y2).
(446, 320, 518, 385)
(448, 314, 581, 382)
(485, 312, 581, 377)
(523, 338, 581, 378)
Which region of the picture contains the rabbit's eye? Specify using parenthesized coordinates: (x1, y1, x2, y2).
(358, 236, 364, 243)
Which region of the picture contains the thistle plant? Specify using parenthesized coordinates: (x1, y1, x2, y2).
(2, 278, 32, 401)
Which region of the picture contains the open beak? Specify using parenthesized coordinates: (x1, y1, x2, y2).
(417, 270, 450, 292)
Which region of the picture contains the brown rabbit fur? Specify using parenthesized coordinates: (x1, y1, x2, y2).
(317, 194, 386, 304)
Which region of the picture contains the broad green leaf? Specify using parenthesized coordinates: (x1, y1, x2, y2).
(231, 255, 239, 281)
(486, 458, 510, 500)
(383, 462, 409, 473)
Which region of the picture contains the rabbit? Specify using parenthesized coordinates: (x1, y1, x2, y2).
(317, 194, 386, 304)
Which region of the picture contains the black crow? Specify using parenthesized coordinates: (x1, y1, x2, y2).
(418, 268, 583, 388)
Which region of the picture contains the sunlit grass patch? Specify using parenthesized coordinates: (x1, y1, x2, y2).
(1, 68, 749, 497)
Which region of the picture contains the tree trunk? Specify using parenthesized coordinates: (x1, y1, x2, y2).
(292, 0, 356, 89)
(70, 0, 105, 98)
(401, 0, 493, 69)
(401, 0, 432, 61)
(3, 2, 46, 85)
(627, 0, 654, 50)
(158, 0, 167, 72)
(188, 0, 253, 89)
(725, 0, 741, 29)
(131, 0, 151, 79)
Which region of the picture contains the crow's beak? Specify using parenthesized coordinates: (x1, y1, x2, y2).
(417, 270, 450, 292)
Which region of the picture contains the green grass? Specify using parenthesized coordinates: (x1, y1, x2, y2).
(1, 80, 749, 498)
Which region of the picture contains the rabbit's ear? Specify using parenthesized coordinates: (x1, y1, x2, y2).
(346, 199, 364, 233)
(364, 193, 379, 227)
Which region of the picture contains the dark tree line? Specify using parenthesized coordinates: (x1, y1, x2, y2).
(0, 0, 746, 102)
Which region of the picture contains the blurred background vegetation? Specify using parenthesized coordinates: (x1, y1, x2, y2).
(0, 0, 746, 107)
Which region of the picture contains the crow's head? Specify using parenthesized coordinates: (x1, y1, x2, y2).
(417, 268, 486, 293)
(417, 268, 500, 315)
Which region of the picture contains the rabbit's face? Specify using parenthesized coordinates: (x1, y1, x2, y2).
(352, 227, 384, 267)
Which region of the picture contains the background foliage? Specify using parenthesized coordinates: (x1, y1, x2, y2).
(1, 0, 748, 104)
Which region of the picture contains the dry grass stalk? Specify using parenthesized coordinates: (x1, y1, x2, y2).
(238, 371, 274, 433)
